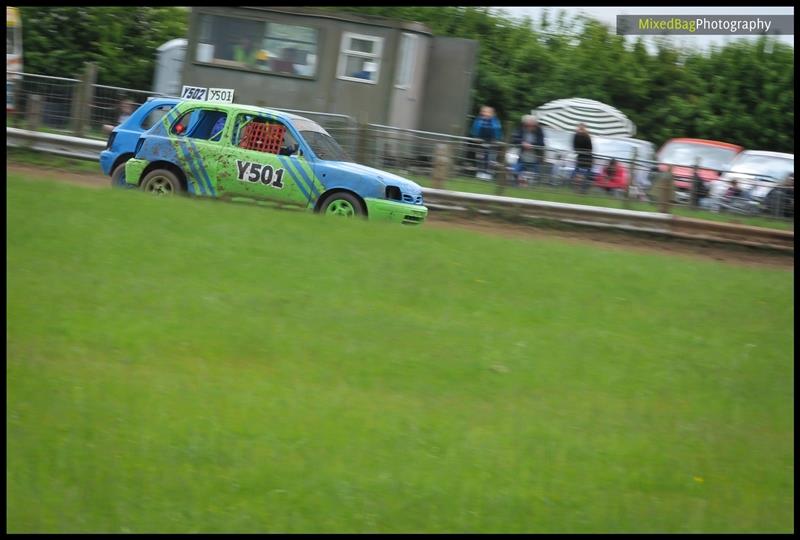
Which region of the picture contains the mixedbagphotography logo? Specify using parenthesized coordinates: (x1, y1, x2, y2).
(617, 14, 794, 35)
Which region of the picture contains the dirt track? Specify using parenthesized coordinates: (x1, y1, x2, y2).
(8, 163, 793, 270)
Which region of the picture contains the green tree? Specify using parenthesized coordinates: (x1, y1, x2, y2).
(19, 6, 794, 152)
(19, 7, 188, 89)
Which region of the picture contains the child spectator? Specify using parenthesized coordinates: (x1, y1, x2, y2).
(470, 106, 503, 180)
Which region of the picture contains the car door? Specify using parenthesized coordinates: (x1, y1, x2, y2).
(216, 113, 318, 208)
(167, 105, 230, 197)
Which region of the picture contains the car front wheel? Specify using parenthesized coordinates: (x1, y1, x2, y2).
(320, 192, 366, 218)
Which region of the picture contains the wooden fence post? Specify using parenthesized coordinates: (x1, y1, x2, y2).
(494, 144, 507, 196)
(625, 148, 638, 209)
(71, 62, 96, 137)
(26, 94, 42, 132)
(355, 122, 368, 165)
(432, 142, 450, 190)
(659, 170, 674, 214)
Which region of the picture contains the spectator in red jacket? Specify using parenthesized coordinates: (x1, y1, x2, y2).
(595, 158, 629, 194)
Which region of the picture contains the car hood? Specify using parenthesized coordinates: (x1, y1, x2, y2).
(329, 161, 423, 194)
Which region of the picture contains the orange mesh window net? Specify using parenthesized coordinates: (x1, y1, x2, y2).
(239, 122, 286, 154)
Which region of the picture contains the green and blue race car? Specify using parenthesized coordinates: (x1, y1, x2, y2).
(123, 101, 428, 225)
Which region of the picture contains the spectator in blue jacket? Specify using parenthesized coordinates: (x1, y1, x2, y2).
(470, 105, 503, 180)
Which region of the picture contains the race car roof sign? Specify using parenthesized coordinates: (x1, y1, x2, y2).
(180, 85, 235, 104)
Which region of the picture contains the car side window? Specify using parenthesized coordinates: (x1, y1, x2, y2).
(140, 104, 173, 130)
(233, 114, 299, 156)
(171, 108, 228, 142)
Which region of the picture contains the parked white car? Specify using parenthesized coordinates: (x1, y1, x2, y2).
(709, 150, 794, 201)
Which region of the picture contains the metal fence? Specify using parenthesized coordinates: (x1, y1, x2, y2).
(7, 69, 793, 224)
(354, 127, 793, 222)
(359, 124, 484, 177)
(7, 70, 167, 138)
(7, 72, 80, 131)
(270, 106, 359, 156)
(90, 83, 163, 134)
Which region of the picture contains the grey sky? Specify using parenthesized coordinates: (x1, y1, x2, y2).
(492, 6, 794, 52)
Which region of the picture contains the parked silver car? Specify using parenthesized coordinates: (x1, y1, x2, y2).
(710, 150, 794, 202)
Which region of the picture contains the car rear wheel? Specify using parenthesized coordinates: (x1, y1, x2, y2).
(320, 192, 366, 218)
(140, 169, 183, 196)
(110, 162, 129, 188)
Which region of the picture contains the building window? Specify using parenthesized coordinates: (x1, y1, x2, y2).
(337, 32, 383, 84)
(195, 14, 318, 77)
(394, 33, 417, 89)
(263, 23, 318, 76)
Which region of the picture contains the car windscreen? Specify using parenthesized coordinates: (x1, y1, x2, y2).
(291, 117, 329, 135)
(659, 142, 738, 170)
(300, 131, 352, 162)
(729, 154, 794, 182)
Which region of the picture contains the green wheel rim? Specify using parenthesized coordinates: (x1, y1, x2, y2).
(325, 199, 356, 217)
(145, 176, 174, 195)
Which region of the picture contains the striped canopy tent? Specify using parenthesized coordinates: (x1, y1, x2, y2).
(533, 97, 636, 137)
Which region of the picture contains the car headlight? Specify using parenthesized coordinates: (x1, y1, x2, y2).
(385, 185, 402, 201)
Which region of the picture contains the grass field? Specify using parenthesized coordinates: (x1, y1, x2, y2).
(7, 172, 794, 533)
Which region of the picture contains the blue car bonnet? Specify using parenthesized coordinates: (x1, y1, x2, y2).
(327, 161, 423, 195)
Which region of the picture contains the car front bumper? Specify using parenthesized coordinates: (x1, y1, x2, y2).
(364, 198, 428, 225)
